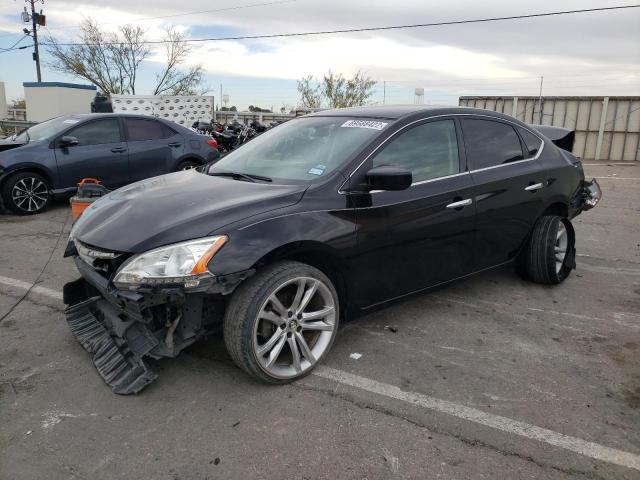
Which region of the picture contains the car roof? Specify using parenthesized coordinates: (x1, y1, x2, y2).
(307, 105, 517, 121)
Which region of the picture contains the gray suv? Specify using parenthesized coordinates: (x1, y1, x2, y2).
(0, 114, 220, 214)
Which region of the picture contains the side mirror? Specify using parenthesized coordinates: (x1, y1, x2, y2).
(60, 136, 79, 147)
(365, 165, 412, 191)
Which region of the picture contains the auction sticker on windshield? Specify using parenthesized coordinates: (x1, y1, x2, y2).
(341, 120, 388, 130)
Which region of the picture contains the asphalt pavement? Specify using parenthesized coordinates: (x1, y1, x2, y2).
(0, 162, 638, 480)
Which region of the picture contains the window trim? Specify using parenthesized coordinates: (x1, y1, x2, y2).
(338, 113, 544, 194)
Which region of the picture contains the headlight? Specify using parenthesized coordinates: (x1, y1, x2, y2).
(113, 236, 227, 290)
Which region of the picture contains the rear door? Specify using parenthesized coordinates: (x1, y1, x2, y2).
(350, 117, 476, 307)
(123, 117, 184, 181)
(53, 117, 129, 189)
(461, 117, 546, 270)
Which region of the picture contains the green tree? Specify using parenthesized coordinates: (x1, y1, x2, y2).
(297, 70, 376, 109)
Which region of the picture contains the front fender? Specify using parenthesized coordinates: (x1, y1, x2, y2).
(208, 208, 358, 277)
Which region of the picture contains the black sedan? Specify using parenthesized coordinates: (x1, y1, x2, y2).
(0, 114, 220, 214)
(63, 106, 600, 393)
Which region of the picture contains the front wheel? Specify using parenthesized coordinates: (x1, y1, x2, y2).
(1, 171, 51, 215)
(521, 215, 575, 284)
(224, 261, 339, 383)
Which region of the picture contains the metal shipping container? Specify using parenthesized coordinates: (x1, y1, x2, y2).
(459, 96, 640, 161)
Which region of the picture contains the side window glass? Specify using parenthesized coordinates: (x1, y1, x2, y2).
(372, 119, 460, 183)
(462, 119, 524, 169)
(518, 127, 543, 158)
(66, 119, 121, 146)
(125, 118, 172, 141)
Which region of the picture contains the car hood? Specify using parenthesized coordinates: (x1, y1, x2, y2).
(72, 170, 307, 253)
(0, 136, 27, 153)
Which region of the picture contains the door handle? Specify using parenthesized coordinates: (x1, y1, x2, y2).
(168, 142, 182, 147)
(446, 198, 473, 209)
(110, 147, 127, 153)
(524, 182, 544, 192)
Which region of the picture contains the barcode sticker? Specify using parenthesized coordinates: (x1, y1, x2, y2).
(341, 120, 387, 130)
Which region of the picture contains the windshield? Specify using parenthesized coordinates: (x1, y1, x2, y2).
(209, 116, 389, 183)
(14, 116, 80, 143)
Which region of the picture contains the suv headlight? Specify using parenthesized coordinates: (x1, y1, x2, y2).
(113, 236, 227, 290)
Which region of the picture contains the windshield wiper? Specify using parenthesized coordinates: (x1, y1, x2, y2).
(209, 171, 272, 183)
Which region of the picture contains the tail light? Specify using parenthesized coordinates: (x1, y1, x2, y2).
(206, 138, 218, 149)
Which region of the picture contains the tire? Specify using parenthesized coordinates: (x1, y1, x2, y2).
(522, 215, 575, 284)
(1, 171, 51, 215)
(224, 261, 340, 384)
(176, 160, 200, 171)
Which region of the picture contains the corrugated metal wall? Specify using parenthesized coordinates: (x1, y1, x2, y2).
(458, 96, 640, 161)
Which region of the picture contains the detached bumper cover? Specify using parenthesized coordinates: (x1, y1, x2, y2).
(65, 296, 157, 395)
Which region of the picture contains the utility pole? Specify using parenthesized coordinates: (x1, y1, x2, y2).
(537, 75, 544, 124)
(21, 0, 44, 81)
(30, 0, 41, 82)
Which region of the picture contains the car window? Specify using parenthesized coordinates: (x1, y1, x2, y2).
(462, 119, 524, 169)
(125, 118, 173, 141)
(372, 119, 460, 183)
(518, 127, 543, 158)
(66, 119, 121, 146)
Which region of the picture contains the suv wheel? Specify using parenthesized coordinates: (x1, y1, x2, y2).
(2, 171, 51, 215)
(522, 215, 575, 284)
(224, 261, 339, 383)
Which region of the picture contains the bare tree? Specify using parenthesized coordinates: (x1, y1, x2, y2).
(47, 20, 205, 96)
(152, 26, 205, 96)
(297, 71, 376, 109)
(296, 75, 323, 109)
(47, 20, 148, 94)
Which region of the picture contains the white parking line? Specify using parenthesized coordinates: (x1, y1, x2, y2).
(0, 274, 63, 300)
(1, 274, 639, 471)
(313, 367, 640, 471)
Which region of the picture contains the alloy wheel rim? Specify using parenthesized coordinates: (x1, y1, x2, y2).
(253, 276, 336, 379)
(12, 177, 48, 212)
(555, 222, 568, 274)
(181, 164, 197, 170)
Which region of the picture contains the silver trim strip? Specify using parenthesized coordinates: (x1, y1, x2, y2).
(338, 113, 545, 194)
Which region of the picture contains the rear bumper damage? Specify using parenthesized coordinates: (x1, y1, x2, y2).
(571, 178, 602, 217)
(63, 256, 248, 394)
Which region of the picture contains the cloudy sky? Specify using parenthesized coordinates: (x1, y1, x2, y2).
(0, 0, 638, 110)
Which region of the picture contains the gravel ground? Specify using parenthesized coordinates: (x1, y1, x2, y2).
(0, 162, 638, 480)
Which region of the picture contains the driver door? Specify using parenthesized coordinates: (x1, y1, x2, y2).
(348, 118, 477, 308)
(54, 117, 129, 190)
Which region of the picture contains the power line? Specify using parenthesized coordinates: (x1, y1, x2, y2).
(41, 4, 640, 47)
(0, 0, 297, 38)
(0, 33, 27, 51)
(43, 0, 298, 32)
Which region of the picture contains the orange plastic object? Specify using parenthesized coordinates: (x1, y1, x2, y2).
(70, 198, 93, 222)
(70, 178, 107, 222)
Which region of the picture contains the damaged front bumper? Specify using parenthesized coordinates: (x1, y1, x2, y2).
(63, 256, 247, 394)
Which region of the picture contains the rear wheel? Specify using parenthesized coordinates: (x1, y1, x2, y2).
(224, 261, 339, 383)
(176, 160, 199, 171)
(521, 215, 575, 284)
(1, 171, 50, 215)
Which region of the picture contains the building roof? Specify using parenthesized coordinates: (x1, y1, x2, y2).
(22, 82, 97, 90)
